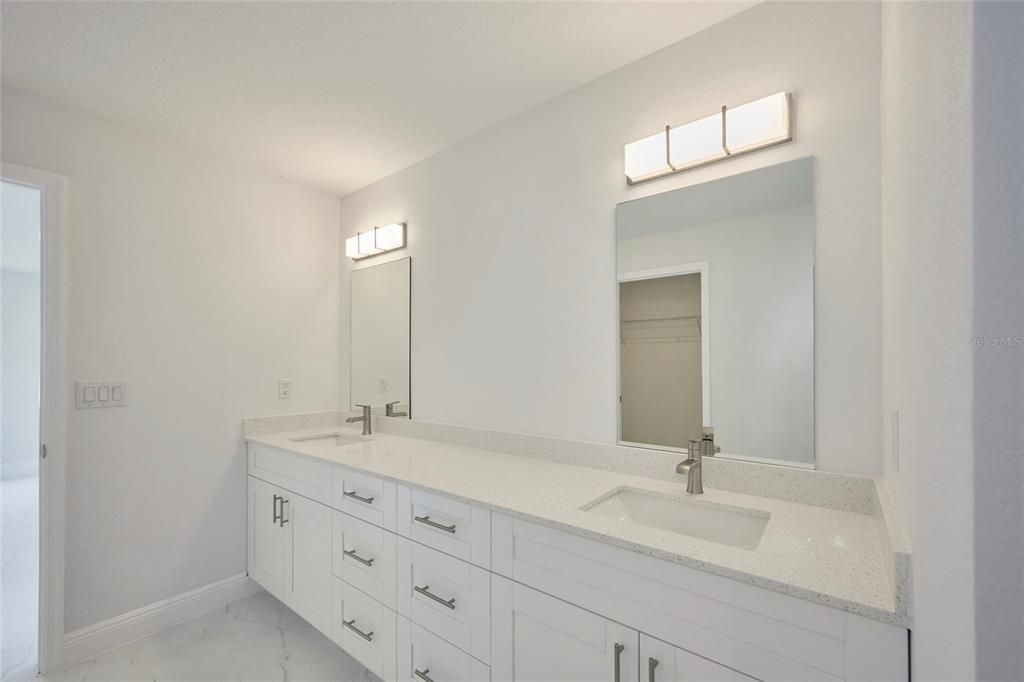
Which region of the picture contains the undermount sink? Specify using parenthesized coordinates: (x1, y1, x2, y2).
(583, 488, 769, 549)
(288, 432, 368, 447)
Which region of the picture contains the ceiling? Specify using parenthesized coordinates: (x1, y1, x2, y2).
(1, 2, 755, 196)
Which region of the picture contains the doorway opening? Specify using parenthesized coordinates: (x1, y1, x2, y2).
(1, 179, 42, 679)
(618, 262, 711, 453)
(1, 163, 65, 678)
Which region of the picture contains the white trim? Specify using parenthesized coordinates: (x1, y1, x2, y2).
(617, 260, 712, 441)
(63, 574, 263, 665)
(2, 162, 67, 675)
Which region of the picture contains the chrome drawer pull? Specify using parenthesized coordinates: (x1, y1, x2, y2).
(343, 618, 374, 642)
(413, 515, 456, 534)
(614, 643, 625, 682)
(279, 498, 289, 526)
(272, 494, 281, 524)
(414, 584, 456, 609)
(648, 657, 659, 682)
(343, 548, 375, 567)
(414, 669, 435, 682)
(343, 489, 375, 505)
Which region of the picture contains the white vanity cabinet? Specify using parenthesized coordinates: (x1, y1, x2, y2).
(247, 442, 909, 682)
(247, 475, 332, 636)
(491, 575, 640, 682)
(640, 635, 754, 682)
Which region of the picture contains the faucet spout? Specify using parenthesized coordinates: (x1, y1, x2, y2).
(677, 439, 704, 494)
(346, 404, 373, 436)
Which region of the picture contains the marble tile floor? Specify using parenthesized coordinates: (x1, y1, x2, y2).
(1, 592, 376, 682)
(2, 476, 40, 680)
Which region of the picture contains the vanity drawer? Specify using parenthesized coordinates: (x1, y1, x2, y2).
(397, 615, 491, 682)
(333, 511, 397, 609)
(397, 485, 491, 569)
(397, 537, 491, 664)
(332, 577, 397, 682)
(332, 465, 397, 530)
(248, 443, 331, 505)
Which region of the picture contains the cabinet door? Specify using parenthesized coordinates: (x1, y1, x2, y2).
(248, 476, 285, 600)
(492, 575, 639, 682)
(640, 634, 755, 682)
(283, 492, 333, 636)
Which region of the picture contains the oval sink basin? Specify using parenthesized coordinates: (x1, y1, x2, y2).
(583, 488, 769, 549)
(288, 432, 368, 447)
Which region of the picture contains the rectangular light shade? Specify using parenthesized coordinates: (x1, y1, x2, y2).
(669, 111, 727, 170)
(345, 236, 365, 259)
(624, 129, 670, 184)
(725, 92, 791, 155)
(374, 223, 406, 250)
(358, 230, 381, 256)
(347, 223, 407, 260)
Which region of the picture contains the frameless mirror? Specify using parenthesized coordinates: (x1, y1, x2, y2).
(616, 158, 814, 467)
(350, 257, 411, 417)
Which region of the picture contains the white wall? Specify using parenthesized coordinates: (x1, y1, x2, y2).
(1, 181, 42, 480)
(618, 204, 814, 465)
(338, 1, 882, 474)
(880, 2, 975, 679)
(1, 88, 344, 632)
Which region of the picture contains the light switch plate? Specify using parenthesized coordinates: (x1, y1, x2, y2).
(278, 379, 292, 400)
(76, 381, 127, 409)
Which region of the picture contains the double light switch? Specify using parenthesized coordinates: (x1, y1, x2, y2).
(76, 381, 127, 409)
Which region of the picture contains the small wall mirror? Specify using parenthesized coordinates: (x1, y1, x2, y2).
(616, 158, 814, 467)
(350, 257, 411, 417)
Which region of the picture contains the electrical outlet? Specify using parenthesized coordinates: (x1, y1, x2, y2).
(279, 379, 292, 400)
(378, 376, 388, 394)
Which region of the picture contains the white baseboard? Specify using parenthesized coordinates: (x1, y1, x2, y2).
(63, 573, 263, 665)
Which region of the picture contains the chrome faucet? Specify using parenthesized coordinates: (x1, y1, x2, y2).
(385, 401, 408, 418)
(676, 439, 705, 494)
(676, 427, 718, 494)
(345, 404, 372, 436)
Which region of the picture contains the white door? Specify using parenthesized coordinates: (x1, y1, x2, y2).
(640, 634, 755, 682)
(492, 575, 638, 682)
(248, 476, 285, 599)
(284, 492, 332, 636)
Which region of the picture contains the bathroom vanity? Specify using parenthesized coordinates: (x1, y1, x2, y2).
(245, 419, 909, 682)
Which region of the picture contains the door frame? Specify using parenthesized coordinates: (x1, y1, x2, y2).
(616, 261, 711, 450)
(2, 162, 68, 674)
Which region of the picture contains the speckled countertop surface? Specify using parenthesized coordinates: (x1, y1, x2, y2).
(247, 425, 905, 627)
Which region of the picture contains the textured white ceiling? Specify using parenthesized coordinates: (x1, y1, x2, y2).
(1, 1, 755, 196)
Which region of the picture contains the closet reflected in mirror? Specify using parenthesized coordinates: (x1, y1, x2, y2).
(616, 158, 814, 467)
(350, 257, 411, 417)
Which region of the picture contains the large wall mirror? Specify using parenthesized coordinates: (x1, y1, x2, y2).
(616, 158, 814, 467)
(350, 257, 411, 417)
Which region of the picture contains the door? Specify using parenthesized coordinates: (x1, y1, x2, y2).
(640, 634, 755, 682)
(492, 575, 638, 682)
(248, 476, 285, 599)
(284, 492, 332, 636)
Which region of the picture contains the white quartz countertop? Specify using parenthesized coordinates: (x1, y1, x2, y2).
(247, 425, 903, 626)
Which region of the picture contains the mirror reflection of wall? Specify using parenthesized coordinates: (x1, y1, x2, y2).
(616, 158, 814, 467)
(350, 257, 411, 417)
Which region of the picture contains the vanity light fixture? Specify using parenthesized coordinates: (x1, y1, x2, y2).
(346, 222, 406, 260)
(624, 92, 792, 185)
